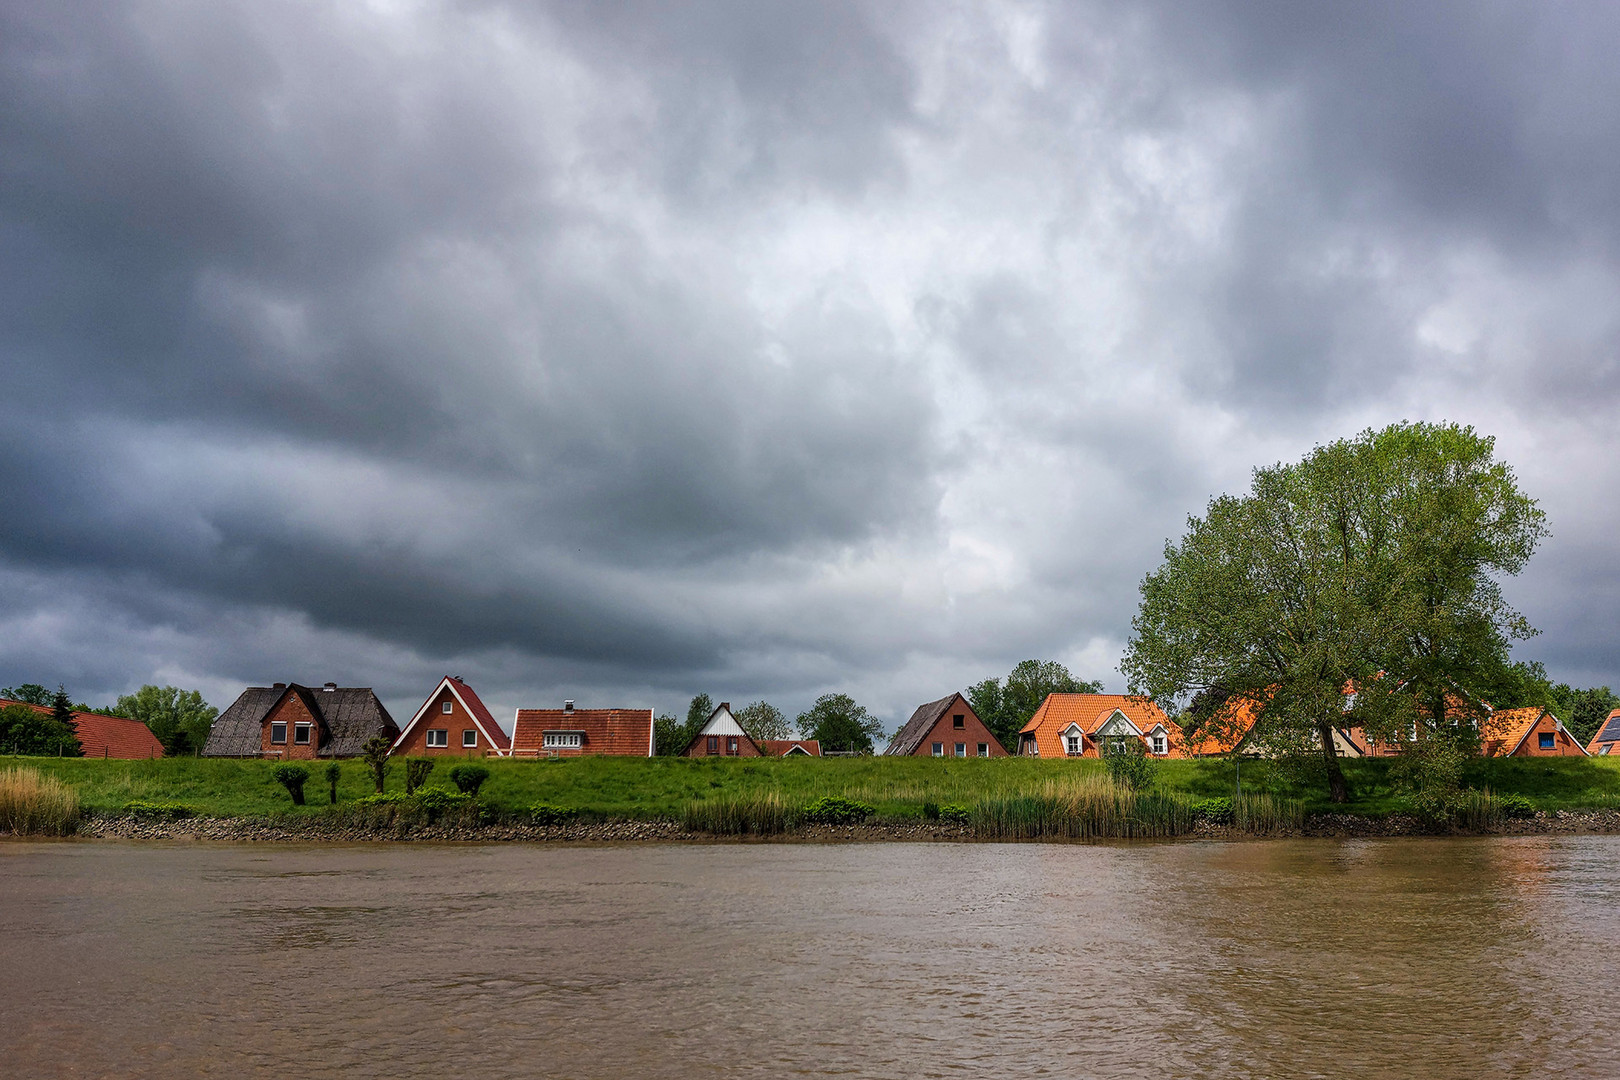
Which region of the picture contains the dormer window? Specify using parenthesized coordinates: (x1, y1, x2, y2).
(1065, 733, 1082, 756)
(1151, 732, 1166, 755)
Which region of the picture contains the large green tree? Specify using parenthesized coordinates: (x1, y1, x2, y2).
(968, 660, 1103, 751)
(1122, 422, 1546, 802)
(795, 693, 884, 754)
(115, 685, 218, 756)
(0, 683, 52, 706)
(735, 700, 792, 742)
(0, 703, 79, 755)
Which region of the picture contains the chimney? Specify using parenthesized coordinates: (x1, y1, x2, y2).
(324, 682, 337, 692)
(564, 699, 575, 713)
(720, 702, 730, 712)
(273, 682, 287, 689)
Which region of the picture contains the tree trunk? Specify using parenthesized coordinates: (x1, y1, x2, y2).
(1319, 721, 1348, 803)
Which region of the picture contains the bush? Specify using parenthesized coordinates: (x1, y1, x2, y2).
(404, 757, 435, 796)
(414, 787, 471, 813)
(922, 800, 940, 820)
(123, 799, 196, 821)
(355, 791, 407, 806)
(530, 803, 578, 826)
(272, 764, 310, 806)
(938, 803, 971, 825)
(801, 796, 874, 825)
(1101, 738, 1156, 791)
(0, 767, 80, 835)
(361, 736, 392, 793)
(448, 763, 490, 796)
(1498, 793, 1536, 819)
(1192, 797, 1233, 825)
(324, 762, 342, 805)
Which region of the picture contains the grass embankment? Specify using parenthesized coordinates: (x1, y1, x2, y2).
(9, 753, 1620, 835)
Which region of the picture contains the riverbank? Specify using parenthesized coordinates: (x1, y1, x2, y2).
(55, 806, 1620, 843)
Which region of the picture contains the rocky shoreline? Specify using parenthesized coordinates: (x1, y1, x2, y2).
(53, 808, 1620, 843)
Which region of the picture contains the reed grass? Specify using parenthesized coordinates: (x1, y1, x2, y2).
(683, 792, 790, 835)
(972, 775, 1198, 839)
(0, 766, 81, 836)
(1233, 792, 1306, 834)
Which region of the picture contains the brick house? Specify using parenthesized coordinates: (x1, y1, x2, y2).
(762, 739, 821, 757)
(1481, 706, 1588, 758)
(202, 683, 399, 759)
(392, 676, 511, 757)
(1018, 693, 1188, 759)
(0, 698, 164, 759)
(683, 702, 762, 757)
(509, 701, 654, 757)
(884, 692, 1006, 758)
(1587, 710, 1620, 756)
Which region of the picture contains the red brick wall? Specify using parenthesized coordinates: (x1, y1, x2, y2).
(906, 701, 1007, 757)
(1511, 713, 1586, 757)
(684, 732, 763, 757)
(261, 694, 320, 760)
(396, 685, 492, 756)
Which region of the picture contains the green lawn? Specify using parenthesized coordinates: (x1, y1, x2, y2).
(12, 752, 1620, 821)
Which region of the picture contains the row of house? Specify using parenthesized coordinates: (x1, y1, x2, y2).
(29, 672, 1616, 763)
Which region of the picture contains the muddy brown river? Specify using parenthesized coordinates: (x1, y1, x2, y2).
(2, 837, 1617, 1078)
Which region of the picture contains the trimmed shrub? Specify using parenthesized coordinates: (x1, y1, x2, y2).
(324, 762, 342, 805)
(124, 799, 196, 821)
(361, 736, 392, 793)
(938, 803, 970, 825)
(530, 803, 578, 826)
(414, 788, 472, 817)
(801, 796, 874, 825)
(448, 764, 490, 796)
(0, 767, 80, 835)
(404, 757, 435, 796)
(272, 764, 310, 806)
(1498, 793, 1536, 819)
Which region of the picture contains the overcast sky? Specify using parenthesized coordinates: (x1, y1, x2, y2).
(3, 1, 1617, 732)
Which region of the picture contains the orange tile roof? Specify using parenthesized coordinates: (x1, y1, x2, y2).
(1481, 706, 1546, 757)
(1019, 694, 1186, 758)
(0, 699, 163, 759)
(511, 708, 653, 756)
(1184, 695, 1262, 756)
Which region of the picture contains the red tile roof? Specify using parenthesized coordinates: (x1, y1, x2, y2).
(449, 679, 510, 750)
(511, 708, 653, 756)
(762, 739, 821, 757)
(0, 699, 163, 759)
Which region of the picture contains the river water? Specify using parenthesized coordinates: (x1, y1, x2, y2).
(2, 837, 1617, 1078)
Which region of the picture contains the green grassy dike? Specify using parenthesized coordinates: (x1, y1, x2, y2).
(11, 753, 1620, 824)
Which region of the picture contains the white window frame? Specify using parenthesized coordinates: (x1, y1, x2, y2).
(955, 743, 966, 757)
(977, 743, 989, 757)
(462, 729, 477, 748)
(931, 742, 944, 756)
(1151, 732, 1166, 755)
(270, 722, 287, 745)
(544, 732, 582, 749)
(426, 729, 449, 748)
(294, 722, 312, 746)
(441, 701, 453, 714)
(1065, 734, 1082, 756)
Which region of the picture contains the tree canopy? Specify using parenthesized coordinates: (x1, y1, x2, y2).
(1, 683, 52, 706)
(735, 700, 792, 742)
(795, 693, 884, 754)
(968, 660, 1102, 750)
(115, 685, 218, 756)
(1122, 422, 1546, 802)
(0, 701, 80, 756)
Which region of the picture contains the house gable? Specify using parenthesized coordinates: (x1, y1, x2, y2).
(683, 703, 762, 757)
(394, 676, 510, 756)
(885, 693, 1007, 757)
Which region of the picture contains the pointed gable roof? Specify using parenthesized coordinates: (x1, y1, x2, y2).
(683, 703, 761, 755)
(1587, 709, 1620, 754)
(394, 676, 510, 752)
(1482, 706, 1587, 757)
(1019, 693, 1184, 758)
(885, 692, 971, 756)
(202, 683, 399, 757)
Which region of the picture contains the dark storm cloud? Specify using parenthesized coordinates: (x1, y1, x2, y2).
(1, 0, 1616, 724)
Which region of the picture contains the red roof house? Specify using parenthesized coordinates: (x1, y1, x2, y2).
(1018, 694, 1188, 759)
(0, 699, 163, 759)
(393, 676, 511, 757)
(884, 692, 1007, 758)
(1587, 709, 1620, 757)
(1481, 707, 1587, 758)
(762, 739, 821, 757)
(510, 701, 653, 757)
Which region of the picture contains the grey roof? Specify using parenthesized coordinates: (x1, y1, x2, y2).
(202, 684, 399, 757)
(884, 692, 966, 756)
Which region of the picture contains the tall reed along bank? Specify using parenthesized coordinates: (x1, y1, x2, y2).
(10, 755, 1620, 841)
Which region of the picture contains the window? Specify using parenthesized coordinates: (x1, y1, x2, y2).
(462, 729, 477, 748)
(727, 737, 739, 755)
(270, 723, 287, 744)
(1065, 734, 1081, 756)
(707, 735, 719, 755)
(931, 742, 944, 756)
(426, 729, 449, 748)
(294, 723, 312, 745)
(1151, 733, 1166, 755)
(544, 732, 582, 749)
(442, 701, 453, 714)
(953, 714, 965, 729)
(1539, 731, 1555, 749)
(955, 743, 966, 757)
(977, 743, 989, 757)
